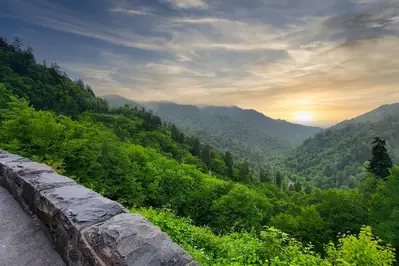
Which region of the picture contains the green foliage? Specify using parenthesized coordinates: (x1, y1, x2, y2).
(368, 137, 393, 179)
(369, 167, 399, 250)
(325, 226, 396, 266)
(286, 119, 399, 188)
(135, 208, 395, 266)
(0, 37, 108, 118)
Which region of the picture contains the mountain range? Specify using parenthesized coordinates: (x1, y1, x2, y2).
(104, 94, 322, 164)
(286, 103, 399, 188)
(104, 94, 399, 189)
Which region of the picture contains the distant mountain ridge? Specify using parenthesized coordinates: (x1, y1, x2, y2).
(200, 105, 322, 143)
(286, 102, 399, 189)
(103, 94, 322, 142)
(103, 94, 322, 165)
(334, 103, 399, 129)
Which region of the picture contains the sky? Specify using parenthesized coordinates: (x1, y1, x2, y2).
(1, 0, 399, 127)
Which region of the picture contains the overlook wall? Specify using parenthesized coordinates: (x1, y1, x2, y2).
(0, 150, 198, 266)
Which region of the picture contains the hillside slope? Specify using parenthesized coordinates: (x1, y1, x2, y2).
(201, 105, 322, 143)
(104, 95, 321, 165)
(286, 110, 399, 189)
(335, 103, 399, 129)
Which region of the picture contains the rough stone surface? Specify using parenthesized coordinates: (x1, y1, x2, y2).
(0, 153, 54, 197)
(0, 186, 65, 266)
(0, 152, 28, 191)
(18, 172, 76, 212)
(37, 184, 127, 264)
(80, 213, 194, 266)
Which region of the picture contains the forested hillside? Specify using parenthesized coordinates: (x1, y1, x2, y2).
(200, 105, 321, 142)
(286, 111, 399, 189)
(104, 95, 321, 166)
(336, 103, 399, 128)
(1, 37, 398, 265)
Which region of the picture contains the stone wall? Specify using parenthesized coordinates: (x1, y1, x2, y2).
(0, 150, 199, 266)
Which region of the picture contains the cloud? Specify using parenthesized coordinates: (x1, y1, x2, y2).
(170, 17, 240, 24)
(163, 0, 208, 9)
(145, 61, 215, 77)
(323, 5, 399, 41)
(108, 8, 154, 16)
(3, 0, 399, 125)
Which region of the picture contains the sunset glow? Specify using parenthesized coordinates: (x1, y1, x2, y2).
(295, 112, 313, 124)
(2, 0, 398, 126)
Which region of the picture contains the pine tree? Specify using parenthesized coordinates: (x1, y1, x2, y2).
(224, 151, 234, 179)
(237, 160, 251, 183)
(190, 137, 201, 157)
(275, 172, 283, 188)
(304, 184, 312, 194)
(200, 145, 213, 170)
(294, 181, 302, 192)
(368, 137, 393, 179)
(259, 167, 272, 183)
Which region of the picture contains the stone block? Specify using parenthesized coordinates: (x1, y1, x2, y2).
(36, 184, 126, 265)
(16, 172, 76, 212)
(79, 213, 194, 266)
(2, 159, 55, 203)
(0, 152, 28, 193)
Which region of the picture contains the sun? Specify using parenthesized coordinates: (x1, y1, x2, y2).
(295, 112, 313, 123)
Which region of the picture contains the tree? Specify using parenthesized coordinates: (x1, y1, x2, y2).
(294, 181, 302, 192)
(368, 137, 393, 179)
(200, 145, 213, 170)
(276, 172, 283, 188)
(0, 36, 8, 49)
(325, 226, 395, 265)
(224, 151, 234, 179)
(259, 167, 272, 183)
(190, 137, 201, 157)
(304, 184, 312, 194)
(75, 79, 85, 89)
(12, 36, 23, 51)
(237, 160, 251, 183)
(85, 84, 95, 97)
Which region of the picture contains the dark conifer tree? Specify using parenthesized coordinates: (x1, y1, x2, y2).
(368, 137, 393, 179)
(224, 151, 234, 179)
(275, 172, 283, 188)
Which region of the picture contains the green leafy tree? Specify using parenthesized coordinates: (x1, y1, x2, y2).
(369, 167, 399, 253)
(325, 226, 396, 265)
(368, 137, 393, 179)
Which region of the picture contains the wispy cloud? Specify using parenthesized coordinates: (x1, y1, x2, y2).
(108, 7, 154, 16)
(163, 0, 208, 9)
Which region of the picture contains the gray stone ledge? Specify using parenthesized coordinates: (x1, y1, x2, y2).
(0, 150, 198, 266)
(79, 213, 194, 266)
(37, 184, 127, 264)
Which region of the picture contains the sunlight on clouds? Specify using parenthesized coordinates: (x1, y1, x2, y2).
(5, 0, 399, 126)
(295, 112, 313, 124)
